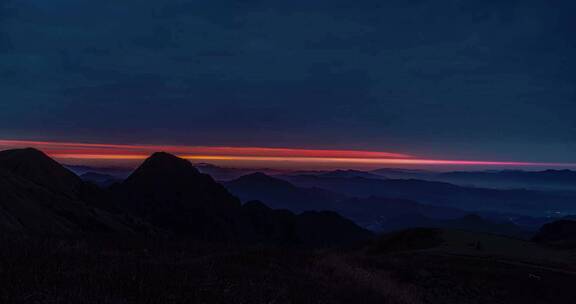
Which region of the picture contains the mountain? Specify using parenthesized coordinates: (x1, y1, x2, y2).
(112, 152, 249, 240)
(279, 174, 576, 217)
(119, 152, 242, 211)
(225, 173, 541, 235)
(0, 148, 135, 234)
(436, 169, 576, 190)
(241, 200, 373, 245)
(370, 168, 434, 179)
(112, 152, 371, 245)
(0, 148, 83, 196)
(225, 172, 345, 212)
(3, 149, 576, 303)
(226, 173, 503, 232)
(0, 149, 372, 246)
(369, 168, 576, 191)
(194, 163, 287, 181)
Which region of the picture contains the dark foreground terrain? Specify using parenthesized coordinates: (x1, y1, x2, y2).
(2, 228, 576, 304)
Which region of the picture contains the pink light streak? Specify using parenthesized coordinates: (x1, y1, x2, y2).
(0, 139, 412, 159)
(1, 139, 575, 168)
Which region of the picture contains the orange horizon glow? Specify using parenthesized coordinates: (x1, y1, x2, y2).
(0, 139, 412, 159)
(1, 138, 576, 169)
(48, 154, 576, 168)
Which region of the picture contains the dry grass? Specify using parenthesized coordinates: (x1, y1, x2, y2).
(0, 236, 419, 304)
(3, 232, 576, 304)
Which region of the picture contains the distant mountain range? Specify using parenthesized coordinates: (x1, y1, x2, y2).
(58, 161, 576, 235)
(69, 161, 576, 191)
(225, 173, 461, 222)
(225, 172, 346, 213)
(433, 169, 576, 190)
(368, 168, 576, 191)
(277, 173, 576, 217)
(224, 172, 537, 237)
(194, 163, 288, 181)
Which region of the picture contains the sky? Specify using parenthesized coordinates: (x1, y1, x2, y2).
(1, 0, 575, 168)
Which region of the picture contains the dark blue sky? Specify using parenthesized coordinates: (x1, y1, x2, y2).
(1, 0, 575, 162)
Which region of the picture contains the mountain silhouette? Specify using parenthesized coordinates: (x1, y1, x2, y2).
(367, 168, 576, 191)
(0, 148, 135, 234)
(279, 174, 576, 216)
(226, 173, 490, 230)
(225, 172, 344, 212)
(194, 163, 285, 181)
(111, 152, 371, 245)
(0, 148, 83, 196)
(119, 152, 244, 212)
(112, 152, 247, 240)
(435, 169, 576, 190)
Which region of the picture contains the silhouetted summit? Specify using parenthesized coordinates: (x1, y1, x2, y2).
(0, 148, 134, 234)
(114, 152, 245, 239)
(121, 151, 239, 210)
(130, 152, 200, 177)
(0, 148, 82, 195)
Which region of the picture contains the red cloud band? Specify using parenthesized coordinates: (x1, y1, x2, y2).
(1, 139, 575, 168)
(0, 139, 413, 159)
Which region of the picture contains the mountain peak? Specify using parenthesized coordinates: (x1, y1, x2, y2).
(0, 147, 50, 162)
(119, 152, 240, 210)
(126, 152, 200, 180)
(149, 151, 179, 160)
(0, 148, 82, 195)
(147, 151, 193, 167)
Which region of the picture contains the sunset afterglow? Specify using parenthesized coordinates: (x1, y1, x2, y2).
(1, 139, 575, 169)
